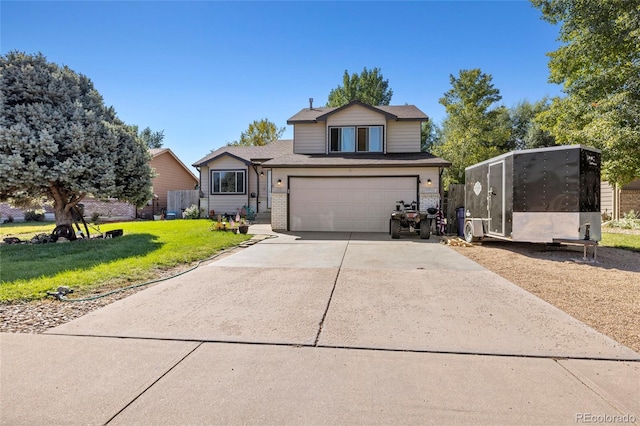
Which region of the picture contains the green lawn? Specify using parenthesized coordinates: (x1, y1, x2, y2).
(0, 220, 250, 302)
(600, 231, 640, 252)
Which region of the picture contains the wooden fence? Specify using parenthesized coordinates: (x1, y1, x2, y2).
(167, 190, 200, 218)
(446, 184, 465, 236)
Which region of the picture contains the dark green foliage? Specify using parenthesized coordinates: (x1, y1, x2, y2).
(432, 69, 512, 186)
(23, 211, 44, 222)
(531, 0, 640, 185)
(327, 67, 393, 107)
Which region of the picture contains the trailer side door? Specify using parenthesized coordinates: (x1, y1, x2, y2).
(488, 161, 505, 235)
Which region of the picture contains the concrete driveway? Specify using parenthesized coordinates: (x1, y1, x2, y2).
(1, 225, 638, 425)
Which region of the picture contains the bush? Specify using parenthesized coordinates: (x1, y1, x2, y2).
(24, 211, 45, 222)
(606, 210, 640, 230)
(183, 204, 202, 219)
(3, 215, 13, 224)
(91, 212, 100, 223)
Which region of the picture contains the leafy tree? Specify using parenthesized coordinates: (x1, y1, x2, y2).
(525, 119, 557, 149)
(327, 67, 393, 107)
(0, 52, 153, 226)
(531, 0, 640, 185)
(421, 120, 441, 152)
(228, 118, 285, 147)
(432, 69, 512, 186)
(509, 99, 556, 150)
(129, 125, 164, 149)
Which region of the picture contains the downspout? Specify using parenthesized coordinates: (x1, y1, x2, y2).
(252, 164, 260, 213)
(195, 166, 202, 216)
(439, 167, 444, 207)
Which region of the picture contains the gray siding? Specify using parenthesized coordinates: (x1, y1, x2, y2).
(326, 104, 386, 127)
(293, 123, 325, 154)
(601, 181, 614, 217)
(386, 121, 421, 153)
(292, 105, 423, 154)
(200, 166, 210, 195)
(209, 194, 247, 216)
(205, 155, 250, 217)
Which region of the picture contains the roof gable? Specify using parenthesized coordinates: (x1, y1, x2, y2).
(287, 100, 428, 124)
(150, 148, 198, 181)
(193, 139, 294, 167)
(201, 151, 252, 167)
(315, 101, 397, 122)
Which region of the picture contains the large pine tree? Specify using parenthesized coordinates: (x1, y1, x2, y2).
(0, 52, 153, 225)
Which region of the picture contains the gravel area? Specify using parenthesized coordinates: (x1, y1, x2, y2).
(450, 236, 640, 354)
(0, 245, 248, 334)
(0, 287, 150, 333)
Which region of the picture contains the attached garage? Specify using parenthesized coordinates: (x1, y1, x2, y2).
(289, 176, 418, 232)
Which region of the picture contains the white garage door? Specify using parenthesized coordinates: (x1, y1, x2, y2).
(289, 177, 417, 232)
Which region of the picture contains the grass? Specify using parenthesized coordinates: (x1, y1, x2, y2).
(600, 231, 640, 252)
(0, 219, 251, 302)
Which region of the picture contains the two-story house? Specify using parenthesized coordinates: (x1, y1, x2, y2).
(193, 100, 450, 232)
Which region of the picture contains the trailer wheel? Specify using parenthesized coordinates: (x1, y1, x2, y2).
(390, 220, 401, 239)
(420, 220, 430, 239)
(463, 220, 480, 243)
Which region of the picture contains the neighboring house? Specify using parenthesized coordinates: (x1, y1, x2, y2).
(194, 100, 450, 232)
(1, 148, 197, 222)
(601, 178, 640, 220)
(83, 147, 198, 220)
(0, 203, 32, 222)
(137, 148, 199, 218)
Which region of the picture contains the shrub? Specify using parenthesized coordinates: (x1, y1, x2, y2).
(183, 204, 202, 219)
(24, 210, 45, 222)
(606, 210, 640, 230)
(212, 221, 226, 231)
(91, 212, 100, 223)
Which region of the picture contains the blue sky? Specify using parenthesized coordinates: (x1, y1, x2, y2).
(2, 1, 563, 168)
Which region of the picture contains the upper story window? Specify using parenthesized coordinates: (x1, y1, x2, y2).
(330, 126, 383, 153)
(211, 170, 245, 194)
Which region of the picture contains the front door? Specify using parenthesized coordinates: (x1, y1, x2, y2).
(488, 161, 504, 235)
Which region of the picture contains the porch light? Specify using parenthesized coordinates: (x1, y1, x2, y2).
(260, 171, 264, 177)
(427, 179, 432, 186)
(277, 179, 282, 186)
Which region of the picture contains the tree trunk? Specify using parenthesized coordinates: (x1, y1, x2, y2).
(49, 183, 85, 226)
(53, 203, 75, 226)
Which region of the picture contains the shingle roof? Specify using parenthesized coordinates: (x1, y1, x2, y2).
(287, 101, 429, 124)
(192, 139, 294, 167)
(262, 152, 450, 168)
(375, 105, 429, 120)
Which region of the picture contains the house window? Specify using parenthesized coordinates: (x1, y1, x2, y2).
(330, 127, 355, 152)
(357, 126, 383, 152)
(330, 126, 383, 152)
(211, 170, 245, 194)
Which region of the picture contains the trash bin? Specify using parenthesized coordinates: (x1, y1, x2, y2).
(456, 207, 465, 237)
